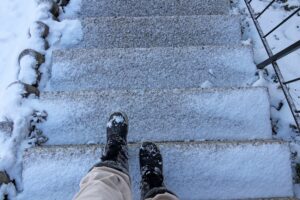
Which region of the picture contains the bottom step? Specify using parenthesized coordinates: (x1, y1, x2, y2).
(18, 141, 293, 200)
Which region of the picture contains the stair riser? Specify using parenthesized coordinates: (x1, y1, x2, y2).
(48, 46, 256, 91)
(33, 88, 272, 145)
(75, 16, 241, 48)
(77, 0, 229, 17)
(20, 142, 293, 200)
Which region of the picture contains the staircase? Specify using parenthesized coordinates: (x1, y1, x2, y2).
(19, 0, 294, 199)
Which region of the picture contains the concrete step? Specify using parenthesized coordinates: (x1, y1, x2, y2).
(47, 46, 257, 91)
(76, 0, 230, 17)
(19, 141, 294, 200)
(75, 15, 241, 48)
(33, 87, 272, 145)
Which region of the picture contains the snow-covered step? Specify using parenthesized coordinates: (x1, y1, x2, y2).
(77, 0, 229, 17)
(47, 46, 256, 91)
(33, 87, 272, 145)
(75, 15, 241, 48)
(19, 141, 293, 200)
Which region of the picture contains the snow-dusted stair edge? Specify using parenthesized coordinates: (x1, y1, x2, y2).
(74, 15, 241, 48)
(19, 140, 294, 200)
(31, 87, 272, 145)
(76, 0, 230, 17)
(47, 45, 257, 91)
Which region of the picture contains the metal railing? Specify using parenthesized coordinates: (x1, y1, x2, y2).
(244, 0, 300, 132)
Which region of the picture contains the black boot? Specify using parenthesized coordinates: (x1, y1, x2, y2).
(139, 142, 176, 200)
(94, 112, 129, 175)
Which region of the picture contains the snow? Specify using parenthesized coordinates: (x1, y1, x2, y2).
(0, 0, 82, 198)
(0, 0, 36, 111)
(0, 0, 38, 196)
(107, 115, 125, 128)
(0, 183, 16, 200)
(45, 45, 257, 91)
(232, 0, 300, 196)
(18, 56, 39, 85)
(44, 19, 82, 48)
(19, 141, 293, 200)
(200, 80, 214, 88)
(59, 0, 82, 19)
(233, 0, 300, 139)
(31, 88, 272, 145)
(0, 0, 297, 198)
(254, 1, 300, 117)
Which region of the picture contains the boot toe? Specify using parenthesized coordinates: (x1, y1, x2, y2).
(107, 112, 128, 128)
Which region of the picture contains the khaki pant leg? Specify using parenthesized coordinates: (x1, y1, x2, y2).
(73, 166, 132, 200)
(146, 192, 180, 200)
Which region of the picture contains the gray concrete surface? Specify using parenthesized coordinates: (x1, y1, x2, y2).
(48, 46, 257, 91)
(34, 87, 272, 145)
(75, 15, 241, 48)
(20, 141, 293, 200)
(76, 0, 229, 17)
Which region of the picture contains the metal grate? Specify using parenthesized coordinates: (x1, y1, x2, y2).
(244, 0, 300, 131)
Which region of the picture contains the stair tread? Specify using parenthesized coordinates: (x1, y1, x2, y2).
(76, 0, 230, 17)
(19, 141, 293, 200)
(75, 15, 241, 48)
(48, 45, 256, 91)
(32, 87, 272, 145)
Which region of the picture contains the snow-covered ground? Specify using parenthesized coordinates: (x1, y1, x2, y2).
(0, 0, 82, 198)
(232, 0, 300, 139)
(0, 1, 39, 197)
(232, 0, 300, 195)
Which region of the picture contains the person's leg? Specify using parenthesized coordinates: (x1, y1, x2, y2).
(73, 112, 132, 200)
(139, 142, 179, 200)
(73, 166, 131, 200)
